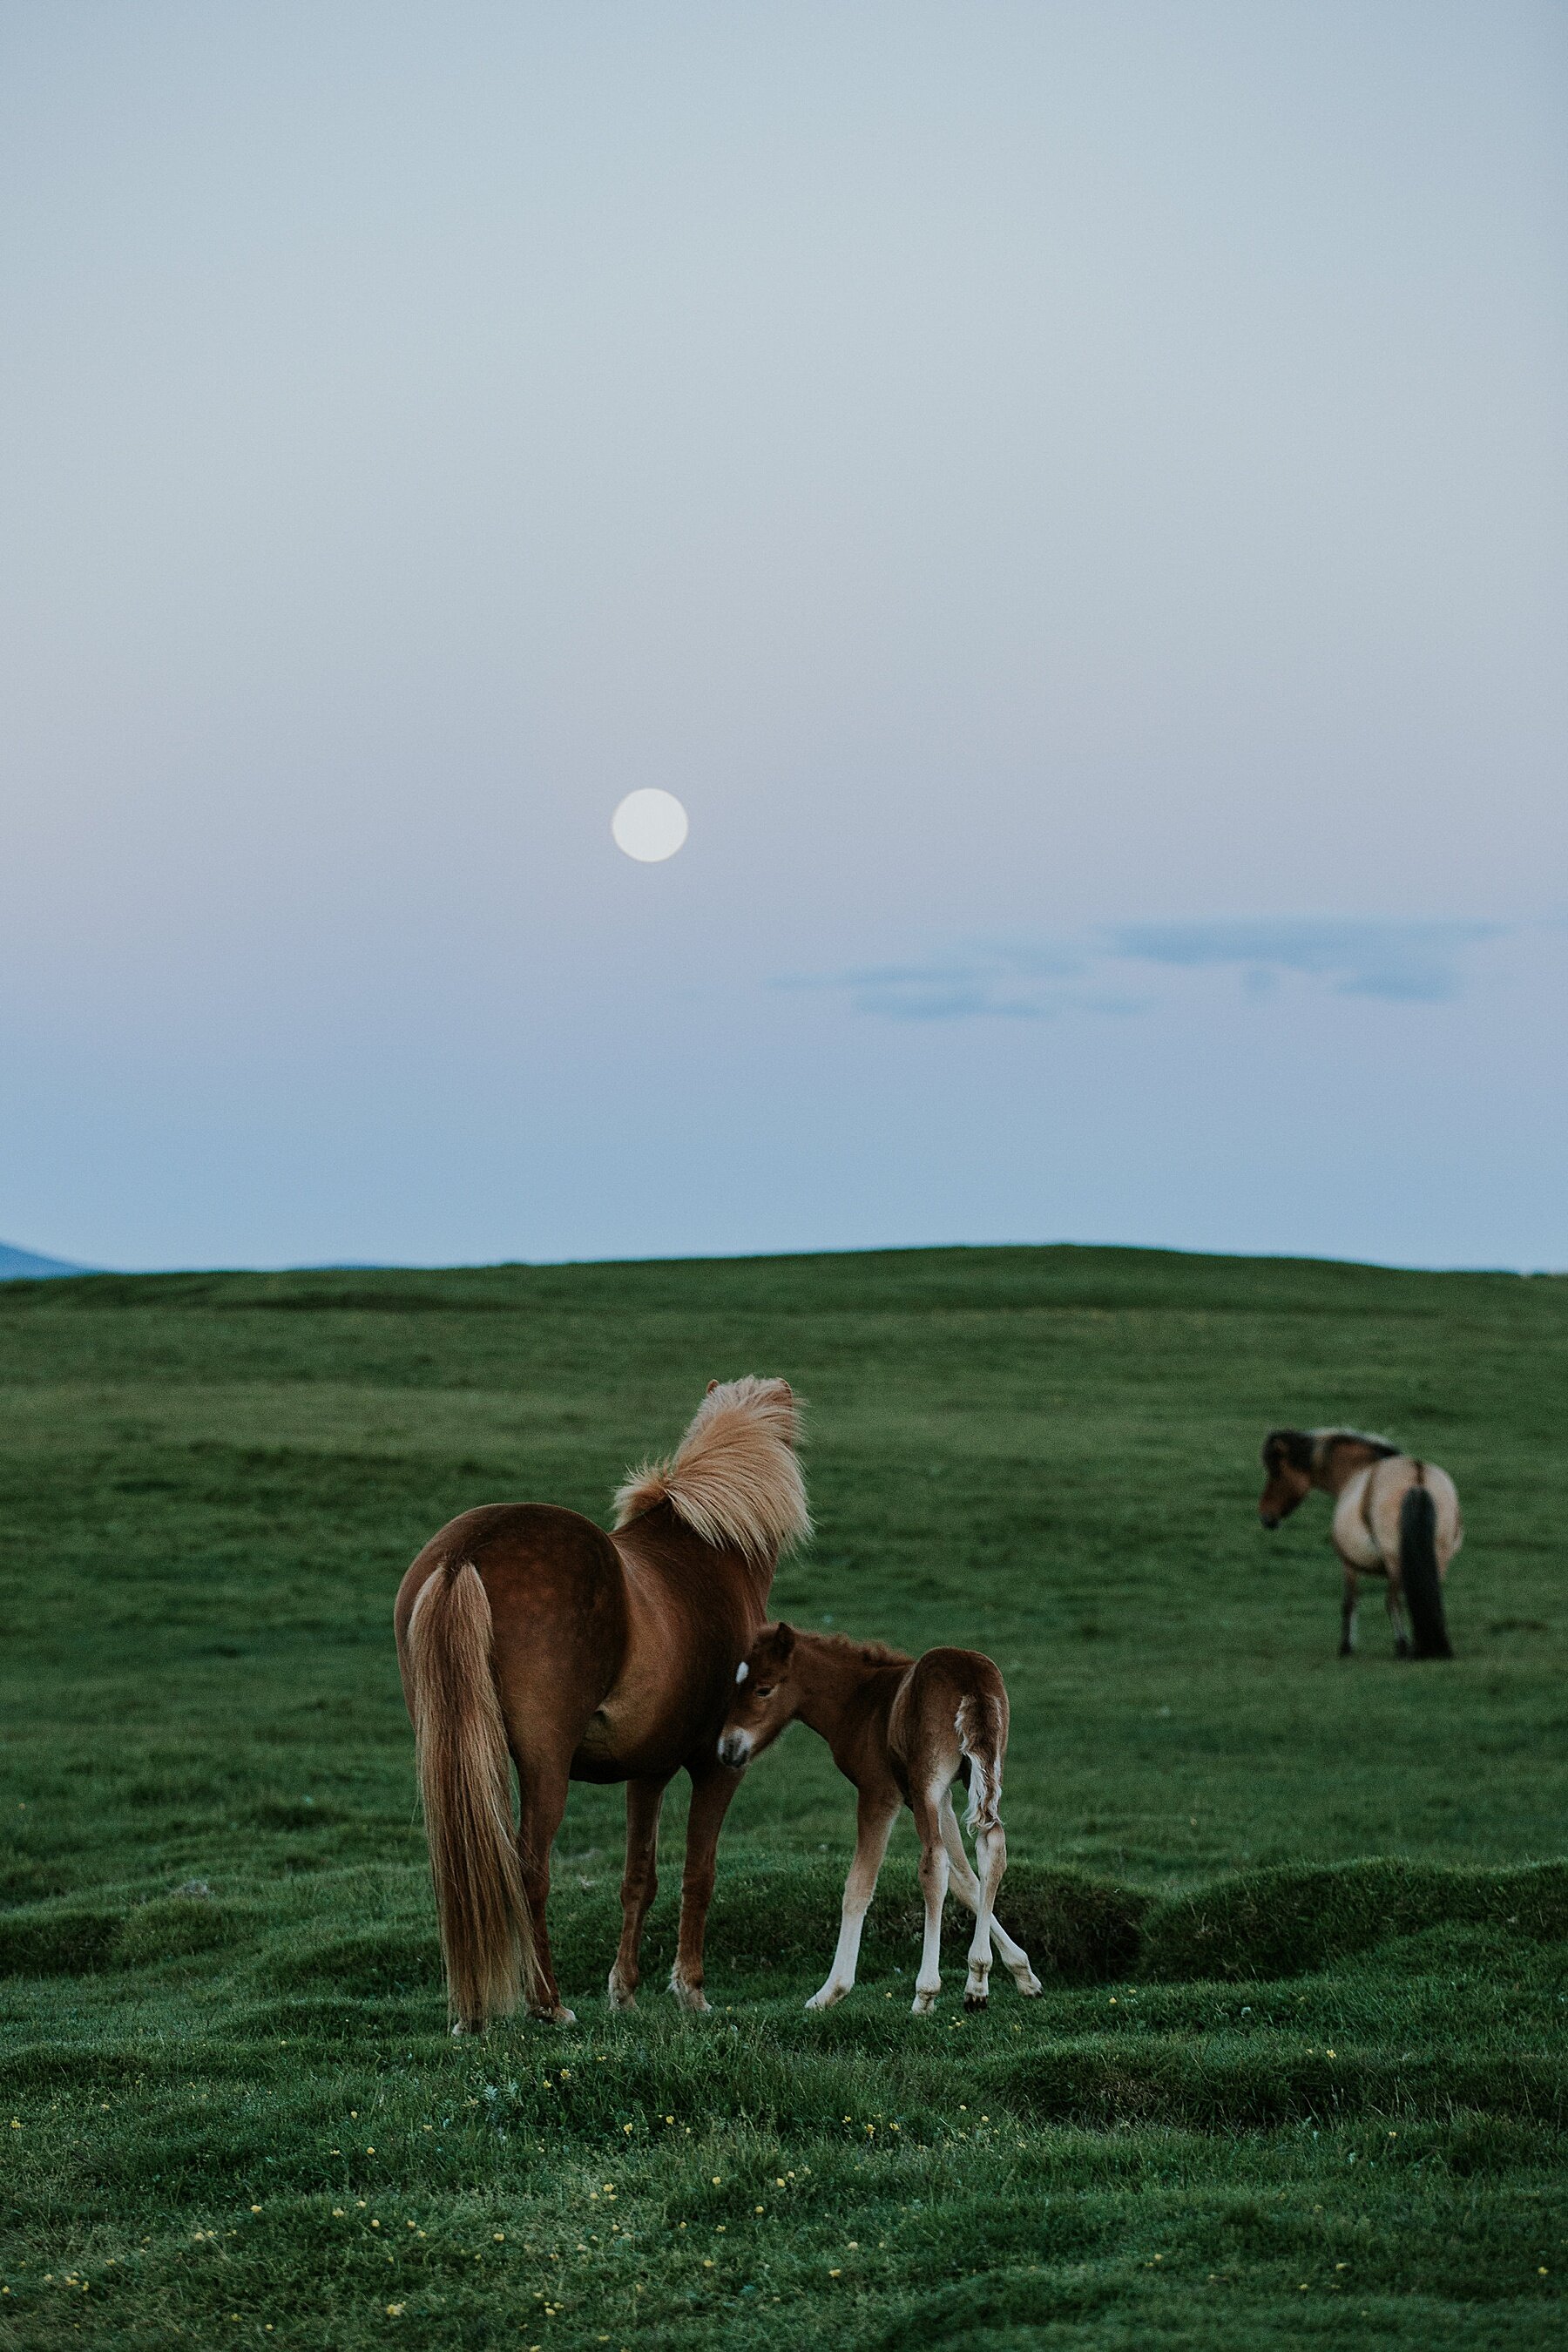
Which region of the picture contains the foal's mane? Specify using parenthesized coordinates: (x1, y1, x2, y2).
(800, 1629, 912, 1672)
(613, 1376, 811, 1564)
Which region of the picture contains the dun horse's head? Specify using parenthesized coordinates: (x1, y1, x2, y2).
(1259, 1429, 1314, 1527)
(717, 1622, 799, 1769)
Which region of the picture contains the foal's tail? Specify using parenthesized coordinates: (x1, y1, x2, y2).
(1399, 1479, 1453, 1661)
(956, 1692, 1006, 1835)
(405, 1560, 537, 2029)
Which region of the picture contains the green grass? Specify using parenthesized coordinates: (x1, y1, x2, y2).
(1, 1243, 1565, 2348)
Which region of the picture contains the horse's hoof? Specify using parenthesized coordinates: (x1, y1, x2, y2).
(910, 1992, 936, 2016)
(1016, 1971, 1042, 1998)
(530, 2004, 576, 2026)
(1337, 1644, 1355, 1659)
(669, 1975, 711, 2013)
(806, 1985, 846, 2011)
(607, 1975, 637, 2011)
(963, 1991, 989, 2013)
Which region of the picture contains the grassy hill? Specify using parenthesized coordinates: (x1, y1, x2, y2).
(1, 1246, 1564, 2348)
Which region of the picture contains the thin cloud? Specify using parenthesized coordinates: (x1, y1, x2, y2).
(1110, 918, 1503, 1003)
(788, 918, 1505, 1020)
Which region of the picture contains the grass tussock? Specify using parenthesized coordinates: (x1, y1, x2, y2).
(2, 1245, 1566, 2346)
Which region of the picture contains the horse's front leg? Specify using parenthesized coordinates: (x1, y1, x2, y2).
(807, 1786, 898, 2012)
(669, 1761, 741, 2011)
(609, 1774, 669, 2011)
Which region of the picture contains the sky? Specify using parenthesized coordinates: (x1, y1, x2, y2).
(2, 1, 1565, 1274)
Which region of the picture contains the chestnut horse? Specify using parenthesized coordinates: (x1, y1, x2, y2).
(394, 1376, 808, 2031)
(718, 1623, 1041, 2015)
(1259, 1426, 1461, 1659)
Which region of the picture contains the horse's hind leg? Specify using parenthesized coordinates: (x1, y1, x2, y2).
(1385, 1576, 1412, 1659)
(517, 1761, 575, 2024)
(938, 1797, 1040, 1997)
(1339, 1564, 1360, 1658)
(609, 1774, 669, 2011)
(963, 1810, 1010, 2011)
(911, 1792, 950, 2016)
(807, 1786, 898, 2011)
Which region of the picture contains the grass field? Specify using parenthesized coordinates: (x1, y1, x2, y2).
(2, 1243, 1565, 2349)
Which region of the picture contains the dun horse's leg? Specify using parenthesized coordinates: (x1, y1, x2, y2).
(609, 1775, 669, 2011)
(1339, 1565, 1360, 1658)
(669, 1762, 741, 2012)
(807, 1790, 898, 2012)
(1386, 1578, 1412, 1659)
(517, 1764, 575, 2025)
(910, 1793, 950, 2016)
(937, 1796, 1040, 1997)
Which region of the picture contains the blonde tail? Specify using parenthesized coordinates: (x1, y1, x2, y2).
(956, 1693, 1005, 1835)
(406, 1561, 536, 2030)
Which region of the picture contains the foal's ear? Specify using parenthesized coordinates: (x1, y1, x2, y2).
(706, 1378, 720, 1394)
(774, 1621, 796, 1659)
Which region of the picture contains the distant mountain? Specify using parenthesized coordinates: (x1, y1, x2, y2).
(0, 1240, 95, 1281)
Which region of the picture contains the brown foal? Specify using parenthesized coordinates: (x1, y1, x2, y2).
(718, 1624, 1041, 2015)
(394, 1377, 809, 2032)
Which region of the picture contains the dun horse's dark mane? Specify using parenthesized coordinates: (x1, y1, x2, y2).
(1313, 1427, 1400, 1459)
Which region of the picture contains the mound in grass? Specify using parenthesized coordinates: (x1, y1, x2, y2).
(0, 1904, 123, 1976)
(1141, 1857, 1568, 1982)
(705, 1854, 1147, 1984)
(260, 1920, 442, 1997)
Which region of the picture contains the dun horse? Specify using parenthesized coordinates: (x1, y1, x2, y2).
(717, 1624, 1041, 2015)
(1259, 1427, 1461, 1659)
(395, 1376, 809, 2031)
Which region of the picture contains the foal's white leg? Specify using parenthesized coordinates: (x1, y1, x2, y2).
(938, 1797, 1039, 1997)
(807, 1796, 898, 2011)
(963, 1819, 1009, 2010)
(911, 1794, 949, 2015)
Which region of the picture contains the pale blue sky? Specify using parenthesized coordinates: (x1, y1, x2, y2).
(3, 3, 1565, 1272)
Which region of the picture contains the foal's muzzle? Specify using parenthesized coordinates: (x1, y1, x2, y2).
(717, 1731, 751, 1770)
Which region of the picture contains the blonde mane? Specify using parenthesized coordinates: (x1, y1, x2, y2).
(613, 1376, 811, 1564)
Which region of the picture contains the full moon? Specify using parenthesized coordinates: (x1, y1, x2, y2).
(612, 789, 688, 862)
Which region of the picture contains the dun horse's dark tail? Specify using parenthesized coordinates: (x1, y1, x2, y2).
(1399, 1482, 1453, 1659)
(405, 1560, 537, 2029)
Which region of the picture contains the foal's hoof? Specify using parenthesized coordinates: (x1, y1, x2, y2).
(530, 2004, 577, 2026)
(963, 1992, 990, 2014)
(669, 1971, 711, 2014)
(910, 1991, 937, 2017)
(1014, 1970, 1043, 1998)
